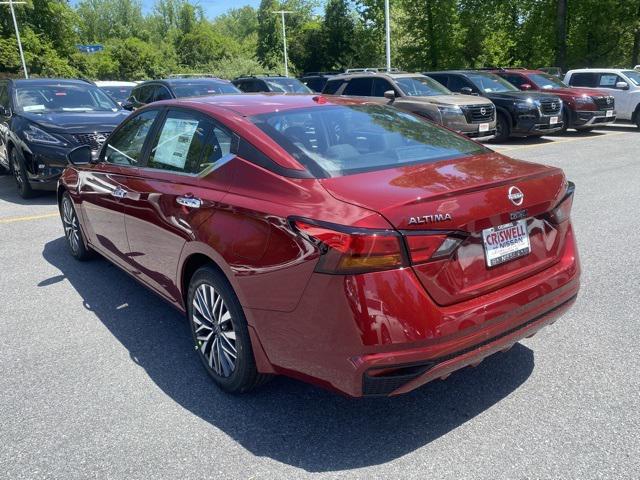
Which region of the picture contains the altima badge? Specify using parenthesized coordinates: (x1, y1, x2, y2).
(508, 186, 524, 206)
(408, 213, 452, 225)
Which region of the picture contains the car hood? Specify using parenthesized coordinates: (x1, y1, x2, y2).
(402, 94, 494, 106)
(19, 110, 130, 134)
(482, 91, 559, 102)
(538, 86, 611, 98)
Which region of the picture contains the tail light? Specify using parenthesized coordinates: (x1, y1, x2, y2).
(292, 219, 463, 274)
(547, 181, 575, 224)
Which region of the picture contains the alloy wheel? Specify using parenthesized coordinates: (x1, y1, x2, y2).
(192, 283, 237, 378)
(62, 197, 80, 254)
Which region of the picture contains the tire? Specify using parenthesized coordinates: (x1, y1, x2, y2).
(60, 191, 94, 261)
(11, 148, 34, 198)
(187, 266, 270, 393)
(559, 109, 569, 133)
(634, 109, 640, 130)
(491, 112, 511, 142)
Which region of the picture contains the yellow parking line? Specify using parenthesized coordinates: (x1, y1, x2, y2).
(493, 131, 628, 152)
(0, 212, 58, 224)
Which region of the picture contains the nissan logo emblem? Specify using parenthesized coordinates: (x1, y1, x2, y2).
(95, 134, 107, 144)
(480, 107, 487, 115)
(508, 186, 524, 206)
(551, 102, 557, 109)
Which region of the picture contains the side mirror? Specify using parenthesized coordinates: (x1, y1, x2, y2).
(383, 90, 396, 100)
(122, 98, 136, 111)
(67, 145, 97, 165)
(460, 87, 473, 95)
(0, 105, 10, 117)
(616, 81, 629, 90)
(520, 83, 532, 91)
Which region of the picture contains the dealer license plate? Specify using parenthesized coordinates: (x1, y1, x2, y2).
(549, 116, 559, 125)
(479, 123, 489, 132)
(606, 110, 614, 117)
(482, 219, 531, 267)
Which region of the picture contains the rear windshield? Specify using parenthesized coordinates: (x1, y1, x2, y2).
(172, 82, 240, 98)
(264, 78, 312, 93)
(395, 76, 451, 96)
(466, 72, 519, 93)
(251, 104, 487, 177)
(100, 85, 133, 103)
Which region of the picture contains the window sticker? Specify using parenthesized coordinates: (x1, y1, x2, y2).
(153, 118, 199, 169)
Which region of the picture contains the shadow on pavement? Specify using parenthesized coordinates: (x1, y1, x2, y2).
(0, 175, 57, 206)
(41, 236, 535, 473)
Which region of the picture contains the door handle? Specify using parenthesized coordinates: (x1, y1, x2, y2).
(176, 196, 202, 209)
(111, 186, 127, 199)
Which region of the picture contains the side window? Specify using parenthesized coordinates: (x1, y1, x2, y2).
(568, 73, 598, 87)
(104, 110, 159, 166)
(322, 79, 343, 94)
(425, 74, 448, 89)
(343, 78, 373, 96)
(235, 81, 249, 92)
(598, 74, 621, 88)
(256, 80, 269, 92)
(447, 75, 471, 92)
(372, 78, 395, 97)
(153, 86, 172, 101)
(502, 74, 526, 88)
(147, 110, 231, 174)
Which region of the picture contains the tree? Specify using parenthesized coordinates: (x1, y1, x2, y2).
(322, 0, 357, 70)
(256, 0, 282, 69)
(555, 0, 568, 69)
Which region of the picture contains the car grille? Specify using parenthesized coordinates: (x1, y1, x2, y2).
(539, 98, 562, 115)
(73, 132, 110, 148)
(592, 95, 615, 110)
(463, 104, 495, 123)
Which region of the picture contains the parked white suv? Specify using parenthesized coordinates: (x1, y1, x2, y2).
(564, 68, 640, 128)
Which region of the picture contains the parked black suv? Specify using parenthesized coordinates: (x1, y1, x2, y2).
(0, 78, 129, 198)
(424, 70, 564, 141)
(124, 78, 240, 110)
(232, 75, 312, 94)
(299, 72, 339, 93)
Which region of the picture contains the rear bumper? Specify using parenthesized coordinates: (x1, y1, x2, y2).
(247, 222, 580, 398)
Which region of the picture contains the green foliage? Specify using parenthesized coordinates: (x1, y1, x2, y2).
(1, 0, 639, 81)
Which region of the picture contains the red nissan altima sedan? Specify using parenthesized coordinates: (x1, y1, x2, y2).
(57, 94, 580, 397)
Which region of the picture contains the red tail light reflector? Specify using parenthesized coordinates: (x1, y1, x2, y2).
(293, 220, 405, 274)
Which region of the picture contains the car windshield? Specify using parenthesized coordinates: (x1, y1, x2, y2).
(100, 86, 134, 103)
(622, 70, 640, 86)
(14, 84, 120, 113)
(528, 73, 567, 89)
(172, 82, 240, 98)
(264, 78, 312, 93)
(252, 104, 487, 177)
(466, 72, 519, 93)
(395, 76, 451, 96)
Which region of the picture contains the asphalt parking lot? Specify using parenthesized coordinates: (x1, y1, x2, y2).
(1, 125, 639, 479)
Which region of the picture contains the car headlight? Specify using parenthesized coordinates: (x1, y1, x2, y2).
(23, 124, 63, 145)
(437, 105, 463, 115)
(574, 95, 594, 105)
(515, 98, 538, 110)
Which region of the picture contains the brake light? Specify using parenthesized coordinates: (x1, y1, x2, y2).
(293, 220, 405, 274)
(547, 181, 575, 224)
(293, 219, 464, 274)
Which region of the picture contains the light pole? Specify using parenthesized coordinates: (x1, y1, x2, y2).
(0, 0, 28, 78)
(384, 0, 391, 71)
(273, 10, 292, 77)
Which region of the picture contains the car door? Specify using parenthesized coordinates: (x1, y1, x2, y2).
(77, 109, 160, 269)
(595, 73, 628, 118)
(121, 108, 235, 303)
(0, 82, 10, 170)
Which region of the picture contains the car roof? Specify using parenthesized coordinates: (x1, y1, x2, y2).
(565, 68, 628, 74)
(136, 78, 232, 87)
(11, 78, 94, 86)
(328, 72, 423, 81)
(161, 93, 369, 117)
(95, 80, 137, 87)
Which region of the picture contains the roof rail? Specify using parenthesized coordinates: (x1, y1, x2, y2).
(343, 67, 406, 74)
(168, 73, 220, 79)
(302, 71, 340, 76)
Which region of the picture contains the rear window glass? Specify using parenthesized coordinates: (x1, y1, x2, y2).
(251, 104, 487, 177)
(264, 78, 312, 93)
(568, 72, 598, 87)
(322, 79, 344, 94)
(172, 82, 240, 97)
